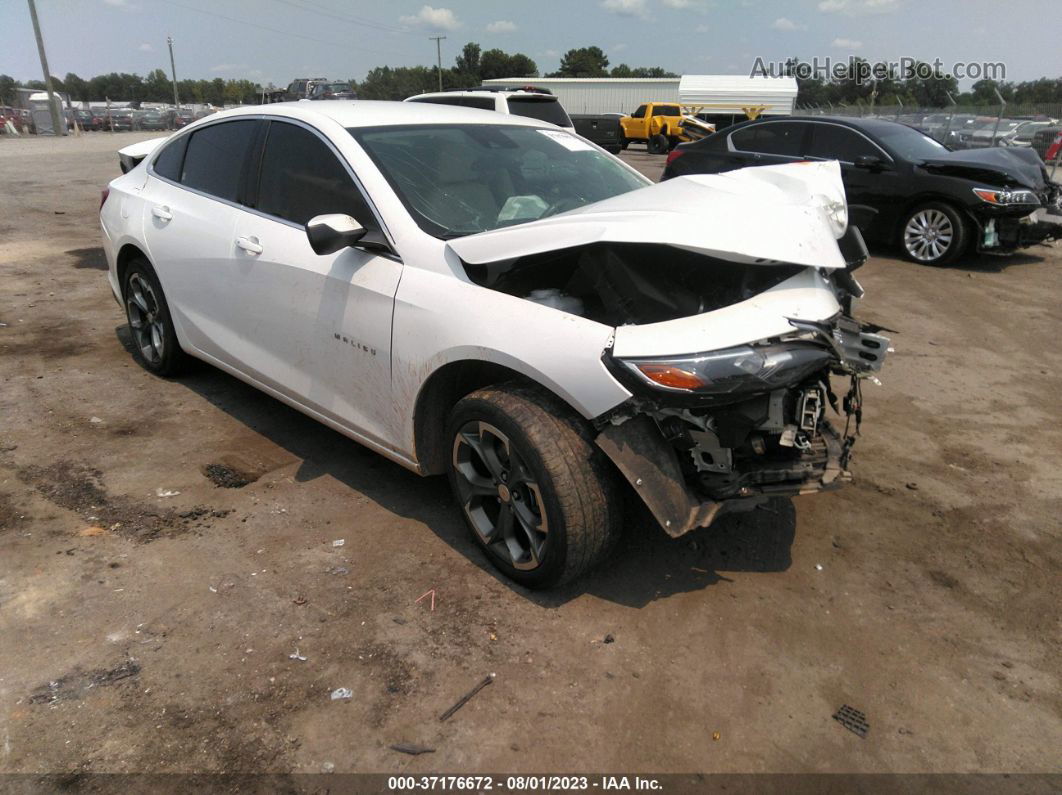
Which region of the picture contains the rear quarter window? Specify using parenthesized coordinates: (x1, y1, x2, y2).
(506, 96, 571, 127)
(152, 135, 188, 181)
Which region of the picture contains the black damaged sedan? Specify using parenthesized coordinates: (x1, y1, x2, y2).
(664, 116, 1062, 265)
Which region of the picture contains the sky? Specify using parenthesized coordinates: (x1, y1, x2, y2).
(2, 0, 1059, 90)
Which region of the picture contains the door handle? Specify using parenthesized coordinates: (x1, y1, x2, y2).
(152, 205, 173, 221)
(235, 236, 263, 254)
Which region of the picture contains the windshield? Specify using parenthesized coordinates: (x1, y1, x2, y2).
(877, 124, 950, 159)
(350, 124, 649, 239)
(505, 97, 572, 127)
(1016, 122, 1050, 141)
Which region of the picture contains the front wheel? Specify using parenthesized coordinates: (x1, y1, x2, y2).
(900, 201, 968, 265)
(619, 137, 630, 151)
(446, 384, 621, 588)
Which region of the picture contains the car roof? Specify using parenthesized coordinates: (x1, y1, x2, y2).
(203, 99, 558, 129)
(407, 89, 554, 100)
(730, 115, 925, 135)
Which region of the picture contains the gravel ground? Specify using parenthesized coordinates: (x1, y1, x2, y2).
(0, 131, 1060, 777)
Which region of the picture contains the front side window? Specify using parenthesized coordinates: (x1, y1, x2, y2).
(730, 122, 806, 157)
(805, 124, 880, 162)
(631, 105, 647, 119)
(256, 121, 372, 227)
(351, 124, 649, 239)
(180, 120, 258, 202)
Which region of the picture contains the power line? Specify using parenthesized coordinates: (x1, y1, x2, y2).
(155, 0, 415, 59)
(267, 0, 410, 35)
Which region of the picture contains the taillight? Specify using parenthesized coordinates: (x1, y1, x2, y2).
(665, 147, 687, 166)
(100, 188, 110, 211)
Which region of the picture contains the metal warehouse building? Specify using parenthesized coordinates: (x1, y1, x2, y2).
(483, 75, 797, 117)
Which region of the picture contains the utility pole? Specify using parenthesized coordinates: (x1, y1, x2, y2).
(26, 0, 63, 136)
(429, 35, 446, 91)
(167, 36, 180, 108)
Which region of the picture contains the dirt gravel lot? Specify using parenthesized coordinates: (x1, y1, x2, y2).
(0, 131, 1060, 779)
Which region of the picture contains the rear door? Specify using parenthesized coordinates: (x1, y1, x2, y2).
(140, 118, 259, 361)
(228, 119, 402, 446)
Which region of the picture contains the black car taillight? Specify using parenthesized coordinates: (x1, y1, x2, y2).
(666, 148, 687, 166)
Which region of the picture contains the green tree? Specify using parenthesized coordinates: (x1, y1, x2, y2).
(550, 47, 609, 77)
(0, 74, 17, 105)
(455, 42, 481, 80)
(63, 72, 89, 102)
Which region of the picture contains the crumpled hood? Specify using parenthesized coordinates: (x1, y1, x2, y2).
(920, 146, 1047, 189)
(447, 160, 851, 270)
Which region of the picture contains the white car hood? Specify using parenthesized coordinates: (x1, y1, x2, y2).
(447, 160, 850, 270)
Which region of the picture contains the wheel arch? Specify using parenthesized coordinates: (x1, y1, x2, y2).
(412, 359, 591, 476)
(115, 242, 150, 296)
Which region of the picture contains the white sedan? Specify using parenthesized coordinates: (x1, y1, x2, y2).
(101, 100, 887, 587)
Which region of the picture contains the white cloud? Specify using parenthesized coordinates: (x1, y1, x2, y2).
(543, 49, 559, 58)
(660, 0, 690, 7)
(695, 23, 710, 32)
(772, 17, 807, 30)
(486, 20, 516, 33)
(103, 0, 140, 9)
(612, 42, 629, 52)
(600, 0, 649, 18)
(832, 37, 864, 48)
(819, 0, 901, 14)
(137, 42, 153, 51)
(210, 63, 247, 73)
(399, 5, 461, 31)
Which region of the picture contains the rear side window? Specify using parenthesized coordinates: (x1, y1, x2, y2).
(180, 120, 257, 202)
(506, 96, 571, 127)
(255, 121, 372, 227)
(409, 96, 462, 106)
(805, 124, 879, 162)
(656, 106, 681, 116)
(461, 97, 496, 110)
(730, 122, 806, 157)
(153, 135, 188, 181)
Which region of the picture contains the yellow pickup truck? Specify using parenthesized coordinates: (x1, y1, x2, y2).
(620, 102, 715, 154)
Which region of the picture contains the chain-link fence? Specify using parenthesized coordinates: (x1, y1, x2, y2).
(799, 103, 1062, 165)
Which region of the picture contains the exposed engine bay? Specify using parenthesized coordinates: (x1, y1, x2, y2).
(462, 243, 805, 326)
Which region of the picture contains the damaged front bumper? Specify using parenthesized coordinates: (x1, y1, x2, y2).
(595, 314, 888, 538)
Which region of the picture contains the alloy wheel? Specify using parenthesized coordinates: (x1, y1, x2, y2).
(452, 421, 549, 571)
(904, 208, 954, 262)
(125, 273, 165, 365)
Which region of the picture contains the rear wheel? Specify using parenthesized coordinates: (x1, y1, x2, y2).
(619, 137, 630, 151)
(900, 201, 968, 265)
(647, 133, 669, 155)
(123, 258, 188, 376)
(446, 384, 620, 588)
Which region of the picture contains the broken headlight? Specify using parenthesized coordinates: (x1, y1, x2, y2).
(618, 343, 834, 397)
(972, 187, 1040, 206)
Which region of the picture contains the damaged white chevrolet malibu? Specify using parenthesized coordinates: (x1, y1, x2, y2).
(101, 101, 889, 587)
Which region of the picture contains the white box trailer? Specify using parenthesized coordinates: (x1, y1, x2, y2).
(678, 75, 798, 119)
(482, 77, 680, 116)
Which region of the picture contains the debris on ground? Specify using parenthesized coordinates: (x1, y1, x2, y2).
(815, 564, 824, 571)
(89, 416, 103, 424)
(390, 743, 435, 756)
(416, 588, 436, 611)
(906, 482, 919, 491)
(712, 731, 721, 741)
(202, 463, 253, 489)
(292, 595, 308, 606)
(833, 704, 869, 738)
(332, 539, 345, 547)
(289, 648, 307, 662)
(78, 526, 105, 537)
(439, 673, 495, 722)
(29, 660, 142, 705)
(155, 488, 180, 498)
(330, 687, 353, 701)
(604, 633, 615, 644)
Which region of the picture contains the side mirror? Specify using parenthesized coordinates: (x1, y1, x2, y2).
(853, 155, 883, 170)
(306, 214, 367, 255)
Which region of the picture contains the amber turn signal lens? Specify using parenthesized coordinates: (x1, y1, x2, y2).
(635, 363, 707, 390)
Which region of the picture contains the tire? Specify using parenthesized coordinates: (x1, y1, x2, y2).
(122, 257, 188, 376)
(446, 384, 621, 588)
(619, 137, 630, 151)
(899, 201, 968, 265)
(647, 133, 669, 155)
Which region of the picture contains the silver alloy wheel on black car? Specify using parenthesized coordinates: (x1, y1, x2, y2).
(125, 272, 165, 365)
(900, 202, 967, 265)
(452, 421, 549, 571)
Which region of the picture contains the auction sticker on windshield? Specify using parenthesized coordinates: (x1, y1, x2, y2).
(537, 129, 595, 151)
